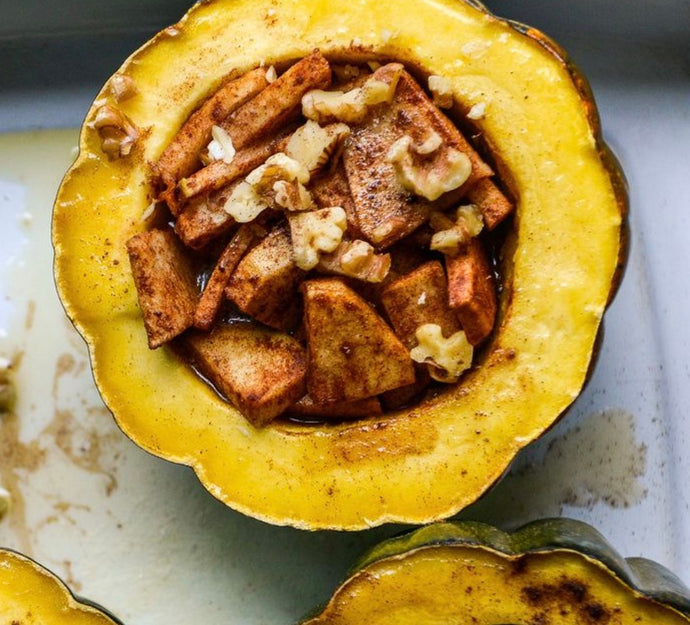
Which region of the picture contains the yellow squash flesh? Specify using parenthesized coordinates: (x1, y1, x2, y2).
(52, 0, 626, 529)
(302, 520, 690, 625)
(0, 549, 120, 625)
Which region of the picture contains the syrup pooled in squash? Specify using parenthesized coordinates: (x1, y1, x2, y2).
(126, 50, 514, 426)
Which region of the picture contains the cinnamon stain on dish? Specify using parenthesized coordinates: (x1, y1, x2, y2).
(0, 349, 121, 553)
(466, 408, 647, 520)
(49, 353, 119, 496)
(60, 559, 84, 593)
(0, 130, 123, 557)
(1, 373, 44, 554)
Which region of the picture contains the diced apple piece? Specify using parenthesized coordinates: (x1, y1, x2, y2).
(309, 165, 362, 237)
(380, 368, 431, 411)
(343, 109, 431, 249)
(343, 69, 493, 249)
(126, 228, 198, 348)
(174, 183, 238, 249)
(177, 129, 291, 200)
(387, 241, 433, 278)
(302, 278, 415, 403)
(155, 67, 270, 190)
(194, 224, 260, 331)
(380, 260, 461, 349)
(225, 225, 305, 330)
(221, 50, 332, 152)
(184, 323, 307, 426)
(446, 238, 497, 345)
(466, 177, 514, 230)
(287, 394, 382, 420)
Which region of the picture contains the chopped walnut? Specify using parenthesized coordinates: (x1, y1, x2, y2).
(109, 73, 138, 102)
(361, 76, 399, 105)
(252, 153, 313, 211)
(223, 152, 313, 221)
(317, 239, 391, 283)
(302, 63, 403, 124)
(429, 227, 463, 255)
(457, 204, 485, 236)
(340, 240, 386, 276)
(251, 152, 311, 187)
(414, 130, 443, 155)
(223, 181, 268, 223)
(409, 323, 474, 382)
(272, 178, 315, 212)
(302, 88, 368, 124)
(467, 101, 487, 120)
(386, 135, 472, 201)
(428, 75, 454, 109)
(91, 104, 139, 159)
(206, 125, 236, 164)
(286, 120, 351, 176)
(288, 206, 347, 270)
(430, 204, 484, 255)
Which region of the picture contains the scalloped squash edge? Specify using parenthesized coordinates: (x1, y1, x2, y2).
(53, 0, 627, 529)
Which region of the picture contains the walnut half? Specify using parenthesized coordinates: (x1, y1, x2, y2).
(91, 104, 139, 159)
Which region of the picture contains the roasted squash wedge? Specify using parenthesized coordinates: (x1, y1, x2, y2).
(302, 519, 690, 624)
(0, 548, 121, 625)
(52, 0, 626, 529)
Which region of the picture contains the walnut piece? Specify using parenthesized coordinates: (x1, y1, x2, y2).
(428, 75, 454, 109)
(109, 73, 138, 102)
(302, 64, 403, 124)
(206, 125, 236, 164)
(430, 204, 484, 255)
(409, 323, 474, 382)
(288, 206, 347, 270)
(317, 239, 391, 283)
(91, 104, 139, 159)
(223, 152, 313, 221)
(286, 120, 351, 176)
(386, 135, 472, 201)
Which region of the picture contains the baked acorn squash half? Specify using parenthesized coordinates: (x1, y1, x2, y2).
(0, 548, 121, 625)
(52, 0, 626, 528)
(302, 519, 690, 625)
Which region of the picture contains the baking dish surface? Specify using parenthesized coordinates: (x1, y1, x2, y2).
(0, 2, 689, 623)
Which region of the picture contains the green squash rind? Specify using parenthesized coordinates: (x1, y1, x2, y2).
(347, 519, 690, 618)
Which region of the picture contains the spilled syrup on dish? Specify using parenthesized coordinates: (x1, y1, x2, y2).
(465, 407, 648, 521)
